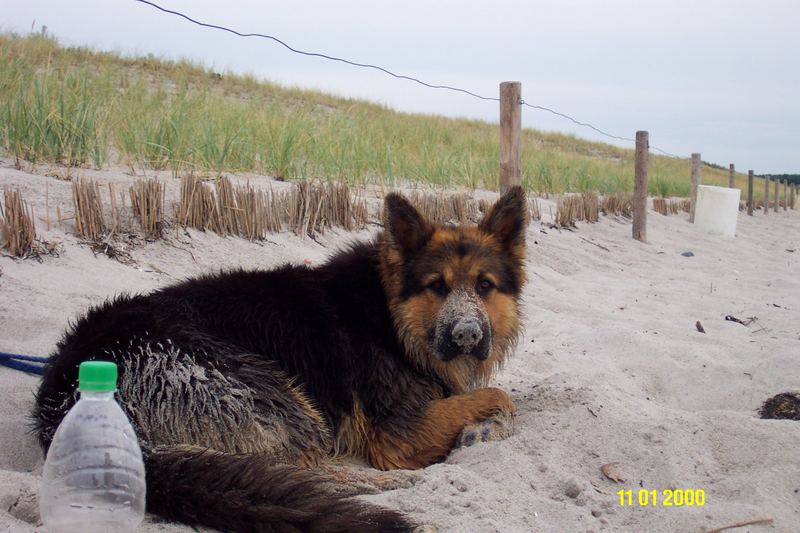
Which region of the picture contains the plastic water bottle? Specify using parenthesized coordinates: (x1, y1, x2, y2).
(40, 361, 146, 532)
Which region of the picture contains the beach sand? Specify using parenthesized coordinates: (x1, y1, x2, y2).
(1, 159, 798, 532)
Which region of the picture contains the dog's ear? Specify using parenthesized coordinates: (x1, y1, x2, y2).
(479, 186, 527, 249)
(383, 193, 432, 257)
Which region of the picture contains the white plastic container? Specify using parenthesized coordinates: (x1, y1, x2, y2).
(694, 185, 741, 237)
(40, 361, 146, 533)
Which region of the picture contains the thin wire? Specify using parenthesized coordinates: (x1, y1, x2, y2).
(132, 0, 498, 102)
(520, 100, 634, 142)
(650, 145, 680, 158)
(132, 0, 683, 157)
(520, 100, 679, 156)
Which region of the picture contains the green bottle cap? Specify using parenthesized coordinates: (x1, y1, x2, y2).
(78, 361, 118, 392)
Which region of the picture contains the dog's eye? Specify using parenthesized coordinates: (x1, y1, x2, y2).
(427, 278, 447, 294)
(477, 278, 494, 294)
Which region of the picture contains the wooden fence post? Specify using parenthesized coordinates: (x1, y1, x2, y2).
(774, 179, 779, 212)
(499, 81, 521, 194)
(792, 184, 797, 210)
(633, 131, 648, 242)
(729, 164, 736, 188)
(747, 170, 754, 216)
(763, 177, 769, 215)
(782, 180, 787, 210)
(690, 153, 701, 222)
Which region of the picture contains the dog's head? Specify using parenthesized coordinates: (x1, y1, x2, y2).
(379, 187, 527, 393)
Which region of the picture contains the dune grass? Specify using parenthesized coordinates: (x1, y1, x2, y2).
(0, 32, 755, 197)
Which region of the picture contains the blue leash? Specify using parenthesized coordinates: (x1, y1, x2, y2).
(0, 352, 47, 376)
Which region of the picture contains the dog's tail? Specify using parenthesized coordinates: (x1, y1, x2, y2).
(144, 446, 415, 533)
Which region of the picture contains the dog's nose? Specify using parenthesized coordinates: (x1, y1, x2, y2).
(451, 319, 483, 352)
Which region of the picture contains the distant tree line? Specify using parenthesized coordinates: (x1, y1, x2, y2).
(760, 174, 800, 185)
(702, 160, 799, 185)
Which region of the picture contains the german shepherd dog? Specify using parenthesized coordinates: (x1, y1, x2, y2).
(33, 187, 527, 532)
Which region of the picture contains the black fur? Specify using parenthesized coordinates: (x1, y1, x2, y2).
(144, 447, 409, 533)
(33, 188, 528, 532)
(33, 242, 435, 532)
(383, 193, 433, 259)
(478, 186, 527, 250)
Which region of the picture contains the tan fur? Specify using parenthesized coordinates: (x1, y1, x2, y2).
(366, 387, 515, 470)
(361, 188, 526, 470)
(378, 225, 523, 394)
(286, 381, 330, 437)
(334, 397, 370, 458)
(484, 292, 521, 343)
(285, 382, 333, 466)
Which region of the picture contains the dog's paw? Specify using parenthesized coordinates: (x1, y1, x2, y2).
(455, 411, 515, 448)
(475, 386, 515, 415)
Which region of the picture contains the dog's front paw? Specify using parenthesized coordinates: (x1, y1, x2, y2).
(474, 386, 515, 415)
(455, 411, 515, 448)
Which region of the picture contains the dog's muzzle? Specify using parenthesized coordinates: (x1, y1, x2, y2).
(434, 289, 491, 361)
(451, 318, 483, 352)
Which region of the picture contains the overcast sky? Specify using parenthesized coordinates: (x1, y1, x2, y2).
(2, 0, 798, 173)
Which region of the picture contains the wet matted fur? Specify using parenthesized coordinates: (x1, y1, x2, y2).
(33, 187, 528, 532)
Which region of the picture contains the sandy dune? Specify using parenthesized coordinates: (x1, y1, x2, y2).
(1, 159, 798, 532)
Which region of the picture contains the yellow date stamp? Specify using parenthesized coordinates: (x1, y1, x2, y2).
(617, 489, 705, 507)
